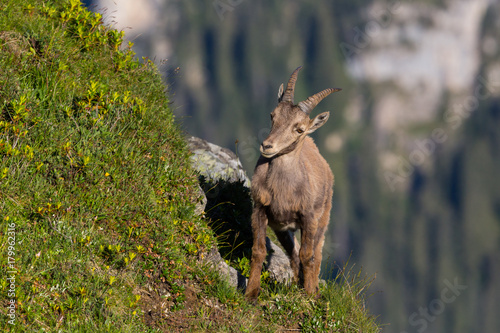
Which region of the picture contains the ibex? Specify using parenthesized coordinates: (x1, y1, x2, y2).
(245, 66, 340, 301)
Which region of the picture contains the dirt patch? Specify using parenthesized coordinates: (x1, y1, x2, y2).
(0, 31, 29, 56)
(139, 277, 225, 332)
(139, 273, 262, 332)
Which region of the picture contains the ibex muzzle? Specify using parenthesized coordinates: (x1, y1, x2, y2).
(246, 66, 341, 301)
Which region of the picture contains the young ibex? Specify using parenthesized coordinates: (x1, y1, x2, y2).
(245, 66, 340, 301)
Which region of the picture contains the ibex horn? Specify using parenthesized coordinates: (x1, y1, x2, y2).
(282, 66, 303, 103)
(298, 88, 342, 115)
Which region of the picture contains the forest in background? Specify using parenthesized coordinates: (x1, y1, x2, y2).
(89, 0, 500, 332)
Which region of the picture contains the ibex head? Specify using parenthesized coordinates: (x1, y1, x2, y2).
(260, 66, 341, 158)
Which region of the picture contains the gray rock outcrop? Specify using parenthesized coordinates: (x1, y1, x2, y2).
(188, 136, 250, 188)
(265, 238, 294, 284)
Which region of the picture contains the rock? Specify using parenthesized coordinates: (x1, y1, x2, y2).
(265, 237, 294, 284)
(205, 248, 247, 289)
(187, 136, 250, 187)
(193, 184, 207, 216)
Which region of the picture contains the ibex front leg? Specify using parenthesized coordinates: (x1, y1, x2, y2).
(299, 214, 320, 295)
(245, 204, 268, 301)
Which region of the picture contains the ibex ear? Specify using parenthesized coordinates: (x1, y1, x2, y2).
(277, 83, 284, 102)
(307, 112, 330, 134)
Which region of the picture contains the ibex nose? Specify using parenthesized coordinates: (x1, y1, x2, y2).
(260, 140, 276, 157)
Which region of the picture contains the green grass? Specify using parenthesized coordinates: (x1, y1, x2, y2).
(0, 1, 381, 331)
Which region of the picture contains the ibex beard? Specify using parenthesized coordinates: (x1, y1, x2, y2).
(245, 66, 340, 301)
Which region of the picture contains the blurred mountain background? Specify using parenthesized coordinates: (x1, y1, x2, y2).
(86, 0, 500, 332)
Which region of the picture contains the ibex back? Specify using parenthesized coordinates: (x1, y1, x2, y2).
(246, 66, 340, 301)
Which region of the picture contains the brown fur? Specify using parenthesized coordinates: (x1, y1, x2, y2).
(245, 68, 339, 301)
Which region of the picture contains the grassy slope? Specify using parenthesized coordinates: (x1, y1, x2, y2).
(0, 1, 380, 331)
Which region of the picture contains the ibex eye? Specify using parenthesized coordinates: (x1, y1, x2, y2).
(296, 128, 304, 134)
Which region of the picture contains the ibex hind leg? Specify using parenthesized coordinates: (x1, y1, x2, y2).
(312, 200, 332, 293)
(312, 226, 327, 291)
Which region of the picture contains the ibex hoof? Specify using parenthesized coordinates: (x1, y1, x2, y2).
(245, 291, 259, 304)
